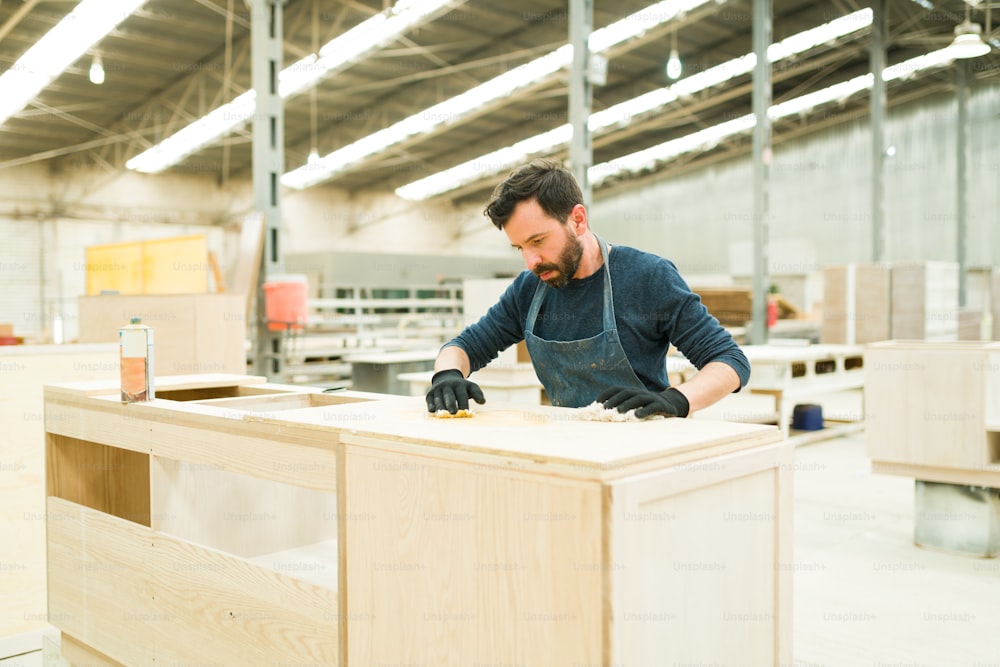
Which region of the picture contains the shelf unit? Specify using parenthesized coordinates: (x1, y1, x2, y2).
(865, 340, 1000, 486)
(45, 374, 790, 665)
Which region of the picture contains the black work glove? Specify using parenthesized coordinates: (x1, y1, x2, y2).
(596, 386, 689, 419)
(425, 369, 486, 414)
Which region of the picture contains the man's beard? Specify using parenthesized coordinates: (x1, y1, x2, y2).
(533, 227, 584, 288)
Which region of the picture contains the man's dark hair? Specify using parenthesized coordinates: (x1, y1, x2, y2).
(484, 159, 584, 230)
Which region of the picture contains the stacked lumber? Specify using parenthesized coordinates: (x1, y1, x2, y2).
(691, 286, 752, 326)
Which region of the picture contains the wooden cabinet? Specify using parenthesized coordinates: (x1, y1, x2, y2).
(45, 375, 790, 665)
(865, 340, 1000, 484)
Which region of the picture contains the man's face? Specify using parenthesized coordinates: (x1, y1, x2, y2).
(503, 199, 584, 288)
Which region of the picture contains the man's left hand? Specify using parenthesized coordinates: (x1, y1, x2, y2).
(596, 387, 690, 418)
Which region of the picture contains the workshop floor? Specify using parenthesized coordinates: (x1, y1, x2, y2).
(3, 432, 999, 666)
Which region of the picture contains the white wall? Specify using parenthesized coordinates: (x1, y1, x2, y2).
(591, 85, 1000, 275)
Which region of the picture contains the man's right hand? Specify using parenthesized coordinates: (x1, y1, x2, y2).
(425, 369, 486, 414)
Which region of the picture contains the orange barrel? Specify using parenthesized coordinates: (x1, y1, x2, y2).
(263, 274, 309, 331)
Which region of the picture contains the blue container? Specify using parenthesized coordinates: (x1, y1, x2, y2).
(791, 403, 824, 431)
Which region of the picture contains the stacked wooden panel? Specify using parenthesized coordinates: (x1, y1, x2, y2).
(690, 285, 753, 326)
(890, 261, 959, 341)
(822, 261, 962, 344)
(821, 263, 891, 344)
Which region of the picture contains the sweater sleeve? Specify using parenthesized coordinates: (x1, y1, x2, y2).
(658, 261, 751, 390)
(440, 273, 532, 374)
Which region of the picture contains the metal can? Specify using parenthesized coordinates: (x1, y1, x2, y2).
(120, 317, 155, 403)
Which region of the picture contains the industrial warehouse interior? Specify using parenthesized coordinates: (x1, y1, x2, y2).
(1, 0, 999, 664)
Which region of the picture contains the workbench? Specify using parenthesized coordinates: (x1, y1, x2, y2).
(44, 374, 791, 665)
(743, 343, 866, 435)
(865, 341, 1000, 556)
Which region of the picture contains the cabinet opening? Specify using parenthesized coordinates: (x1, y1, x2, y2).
(155, 384, 289, 402)
(192, 391, 371, 412)
(46, 434, 150, 526)
(988, 431, 1000, 464)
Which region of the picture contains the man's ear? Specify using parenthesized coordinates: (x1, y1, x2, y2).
(570, 204, 588, 232)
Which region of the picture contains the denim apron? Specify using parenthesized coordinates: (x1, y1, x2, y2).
(524, 236, 646, 407)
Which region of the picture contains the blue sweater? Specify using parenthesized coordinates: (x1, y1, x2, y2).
(446, 244, 750, 392)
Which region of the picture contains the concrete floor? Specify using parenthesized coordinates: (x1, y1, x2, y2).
(4, 432, 999, 666)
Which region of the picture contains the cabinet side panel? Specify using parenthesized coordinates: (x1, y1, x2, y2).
(611, 444, 792, 666)
(47, 434, 150, 526)
(344, 446, 603, 666)
(150, 531, 339, 665)
(46, 498, 153, 667)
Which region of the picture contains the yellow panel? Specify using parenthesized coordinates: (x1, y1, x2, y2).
(85, 242, 143, 295)
(142, 234, 208, 294)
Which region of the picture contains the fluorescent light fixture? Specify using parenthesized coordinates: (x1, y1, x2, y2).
(396, 9, 873, 200)
(588, 47, 957, 186)
(0, 0, 147, 125)
(283, 0, 719, 189)
(127, 0, 464, 173)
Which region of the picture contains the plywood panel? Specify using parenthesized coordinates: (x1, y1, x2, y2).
(150, 527, 339, 665)
(855, 263, 891, 343)
(85, 241, 143, 295)
(46, 498, 154, 667)
(610, 442, 793, 664)
(47, 435, 150, 526)
(84, 236, 209, 296)
(142, 235, 209, 294)
(865, 342, 991, 468)
(344, 445, 603, 666)
(0, 344, 117, 639)
(47, 498, 339, 666)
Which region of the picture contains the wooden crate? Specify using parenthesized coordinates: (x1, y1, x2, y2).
(44, 375, 790, 665)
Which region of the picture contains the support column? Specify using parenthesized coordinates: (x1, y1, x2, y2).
(250, 0, 285, 380)
(569, 0, 593, 206)
(956, 59, 970, 308)
(750, 0, 771, 345)
(871, 0, 888, 264)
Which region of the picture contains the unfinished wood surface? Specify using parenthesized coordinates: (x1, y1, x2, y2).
(344, 444, 604, 666)
(267, 395, 781, 481)
(821, 264, 891, 344)
(610, 442, 793, 664)
(229, 212, 265, 318)
(77, 293, 246, 374)
(993, 268, 1000, 341)
(44, 388, 339, 492)
(48, 497, 339, 666)
(59, 634, 123, 667)
(890, 261, 959, 341)
(865, 341, 1000, 473)
(855, 263, 891, 343)
(46, 498, 154, 667)
(0, 343, 118, 640)
(821, 265, 849, 344)
(47, 435, 150, 526)
(690, 285, 753, 326)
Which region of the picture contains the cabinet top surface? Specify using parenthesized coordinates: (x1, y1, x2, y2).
(45, 375, 784, 480)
